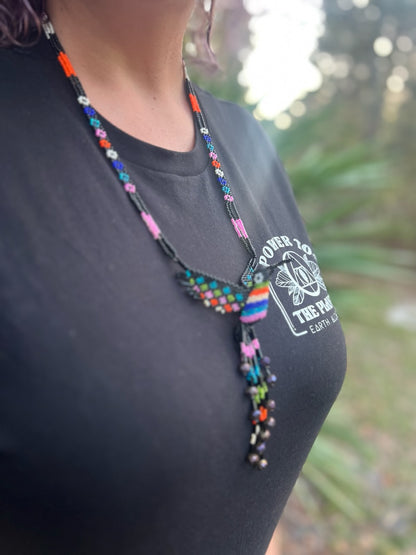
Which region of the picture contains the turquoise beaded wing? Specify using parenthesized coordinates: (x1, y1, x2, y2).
(176, 268, 250, 315)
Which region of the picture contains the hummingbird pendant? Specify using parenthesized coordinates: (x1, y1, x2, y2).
(176, 260, 289, 470)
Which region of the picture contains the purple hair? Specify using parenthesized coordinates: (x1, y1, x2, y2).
(0, 0, 216, 56)
(0, 0, 44, 47)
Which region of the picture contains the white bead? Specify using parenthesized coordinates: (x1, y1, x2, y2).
(215, 169, 224, 177)
(77, 95, 90, 106)
(200, 127, 209, 134)
(250, 433, 257, 446)
(204, 300, 211, 307)
(106, 149, 118, 160)
(255, 425, 260, 434)
(42, 21, 55, 39)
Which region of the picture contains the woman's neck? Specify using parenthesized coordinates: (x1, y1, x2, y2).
(45, 0, 197, 151)
(46, 0, 194, 96)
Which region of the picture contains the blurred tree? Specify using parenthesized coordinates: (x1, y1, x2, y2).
(307, 0, 416, 142)
(297, 0, 416, 247)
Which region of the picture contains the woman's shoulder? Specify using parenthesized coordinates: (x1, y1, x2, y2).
(194, 85, 260, 132)
(193, 84, 279, 163)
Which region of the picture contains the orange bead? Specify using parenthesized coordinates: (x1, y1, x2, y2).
(57, 52, 76, 77)
(259, 407, 268, 422)
(188, 93, 201, 113)
(99, 139, 112, 149)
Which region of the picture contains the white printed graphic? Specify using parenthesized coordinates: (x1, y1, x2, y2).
(259, 235, 338, 337)
(275, 251, 326, 306)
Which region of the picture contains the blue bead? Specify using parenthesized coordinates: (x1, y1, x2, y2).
(196, 276, 205, 284)
(203, 134, 211, 142)
(223, 286, 231, 294)
(185, 270, 192, 278)
(235, 293, 244, 301)
(251, 409, 261, 420)
(83, 106, 96, 117)
(209, 281, 217, 288)
(119, 172, 130, 183)
(256, 442, 266, 454)
(112, 160, 124, 170)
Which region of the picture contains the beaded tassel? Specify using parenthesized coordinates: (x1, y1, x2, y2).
(239, 325, 276, 470)
(177, 263, 289, 469)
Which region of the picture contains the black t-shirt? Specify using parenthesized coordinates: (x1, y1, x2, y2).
(0, 35, 346, 555)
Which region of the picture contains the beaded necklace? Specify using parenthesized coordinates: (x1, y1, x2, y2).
(42, 13, 291, 470)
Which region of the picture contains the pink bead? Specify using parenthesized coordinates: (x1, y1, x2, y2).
(124, 183, 136, 193)
(231, 218, 248, 239)
(240, 311, 267, 324)
(95, 129, 107, 138)
(224, 194, 234, 202)
(232, 303, 241, 312)
(209, 152, 217, 160)
(205, 291, 214, 299)
(219, 296, 227, 304)
(141, 212, 161, 240)
(240, 342, 255, 358)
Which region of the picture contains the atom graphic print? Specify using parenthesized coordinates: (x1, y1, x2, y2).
(275, 251, 326, 306)
(259, 235, 339, 337)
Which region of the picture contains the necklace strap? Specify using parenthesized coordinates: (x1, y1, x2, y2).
(42, 14, 258, 287)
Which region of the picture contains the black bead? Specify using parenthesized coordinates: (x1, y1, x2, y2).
(240, 363, 251, 375)
(248, 453, 260, 466)
(261, 429, 271, 441)
(266, 416, 276, 428)
(257, 458, 268, 470)
(246, 386, 258, 397)
(266, 399, 276, 411)
(266, 374, 277, 386)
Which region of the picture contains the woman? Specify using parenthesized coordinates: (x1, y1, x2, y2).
(0, 1, 347, 553)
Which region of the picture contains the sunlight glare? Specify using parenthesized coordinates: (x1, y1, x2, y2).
(241, 0, 324, 121)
